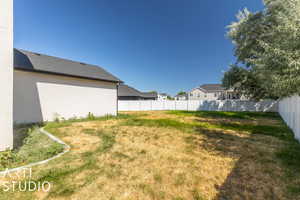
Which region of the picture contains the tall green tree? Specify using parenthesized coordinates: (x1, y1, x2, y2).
(222, 65, 277, 100)
(224, 0, 300, 99)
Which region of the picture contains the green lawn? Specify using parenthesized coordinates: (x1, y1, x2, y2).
(0, 111, 299, 200)
(0, 126, 64, 171)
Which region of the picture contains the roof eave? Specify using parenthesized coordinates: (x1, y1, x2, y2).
(14, 67, 122, 84)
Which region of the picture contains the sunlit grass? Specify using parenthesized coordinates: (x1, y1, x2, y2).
(1, 111, 299, 200)
(0, 127, 64, 171)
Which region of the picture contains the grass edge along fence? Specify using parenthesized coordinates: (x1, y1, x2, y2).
(118, 100, 278, 112)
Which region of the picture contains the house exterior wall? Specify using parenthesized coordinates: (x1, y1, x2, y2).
(14, 70, 118, 124)
(189, 88, 222, 101)
(158, 94, 168, 101)
(0, 0, 14, 151)
(175, 96, 188, 101)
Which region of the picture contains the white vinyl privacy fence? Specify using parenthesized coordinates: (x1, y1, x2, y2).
(118, 100, 278, 112)
(279, 95, 300, 140)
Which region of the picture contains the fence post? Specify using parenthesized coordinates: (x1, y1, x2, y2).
(139, 100, 141, 111)
(187, 100, 189, 111)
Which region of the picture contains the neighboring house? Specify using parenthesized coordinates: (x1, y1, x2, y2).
(189, 84, 241, 100)
(13, 49, 122, 124)
(118, 84, 143, 100)
(141, 92, 158, 100)
(1, 0, 122, 150)
(118, 84, 157, 100)
(157, 93, 169, 101)
(174, 94, 188, 100)
(220, 88, 242, 100)
(189, 84, 225, 100)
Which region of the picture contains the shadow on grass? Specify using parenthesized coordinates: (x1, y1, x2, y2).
(167, 110, 280, 120)
(13, 128, 29, 150)
(123, 111, 300, 199)
(192, 116, 300, 199)
(193, 126, 282, 199)
(1, 124, 64, 171)
(13, 123, 44, 150)
(194, 119, 294, 142)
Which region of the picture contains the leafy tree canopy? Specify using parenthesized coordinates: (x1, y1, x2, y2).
(222, 65, 278, 100)
(177, 91, 187, 96)
(167, 96, 174, 100)
(223, 0, 300, 99)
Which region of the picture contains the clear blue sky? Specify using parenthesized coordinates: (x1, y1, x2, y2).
(14, 0, 264, 95)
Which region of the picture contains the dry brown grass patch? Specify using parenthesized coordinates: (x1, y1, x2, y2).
(54, 112, 290, 199)
(1, 111, 295, 200)
(66, 125, 236, 200)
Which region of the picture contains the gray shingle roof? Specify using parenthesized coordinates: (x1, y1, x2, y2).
(141, 92, 157, 98)
(14, 49, 121, 83)
(199, 84, 225, 92)
(118, 84, 158, 98)
(118, 84, 141, 97)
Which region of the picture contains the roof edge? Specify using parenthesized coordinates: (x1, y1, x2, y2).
(15, 67, 123, 84)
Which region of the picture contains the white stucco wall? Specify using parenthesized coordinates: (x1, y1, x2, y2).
(14, 70, 118, 124)
(0, 0, 14, 150)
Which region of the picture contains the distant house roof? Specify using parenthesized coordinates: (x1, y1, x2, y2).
(118, 84, 157, 99)
(141, 92, 157, 98)
(198, 84, 225, 93)
(14, 49, 122, 83)
(118, 84, 141, 97)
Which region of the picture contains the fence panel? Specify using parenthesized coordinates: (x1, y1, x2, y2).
(130, 101, 141, 111)
(175, 101, 188, 110)
(118, 101, 128, 112)
(119, 98, 300, 142)
(279, 95, 300, 141)
(140, 101, 152, 111)
(164, 101, 176, 110)
(188, 100, 201, 111)
(151, 101, 165, 110)
(119, 100, 278, 112)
